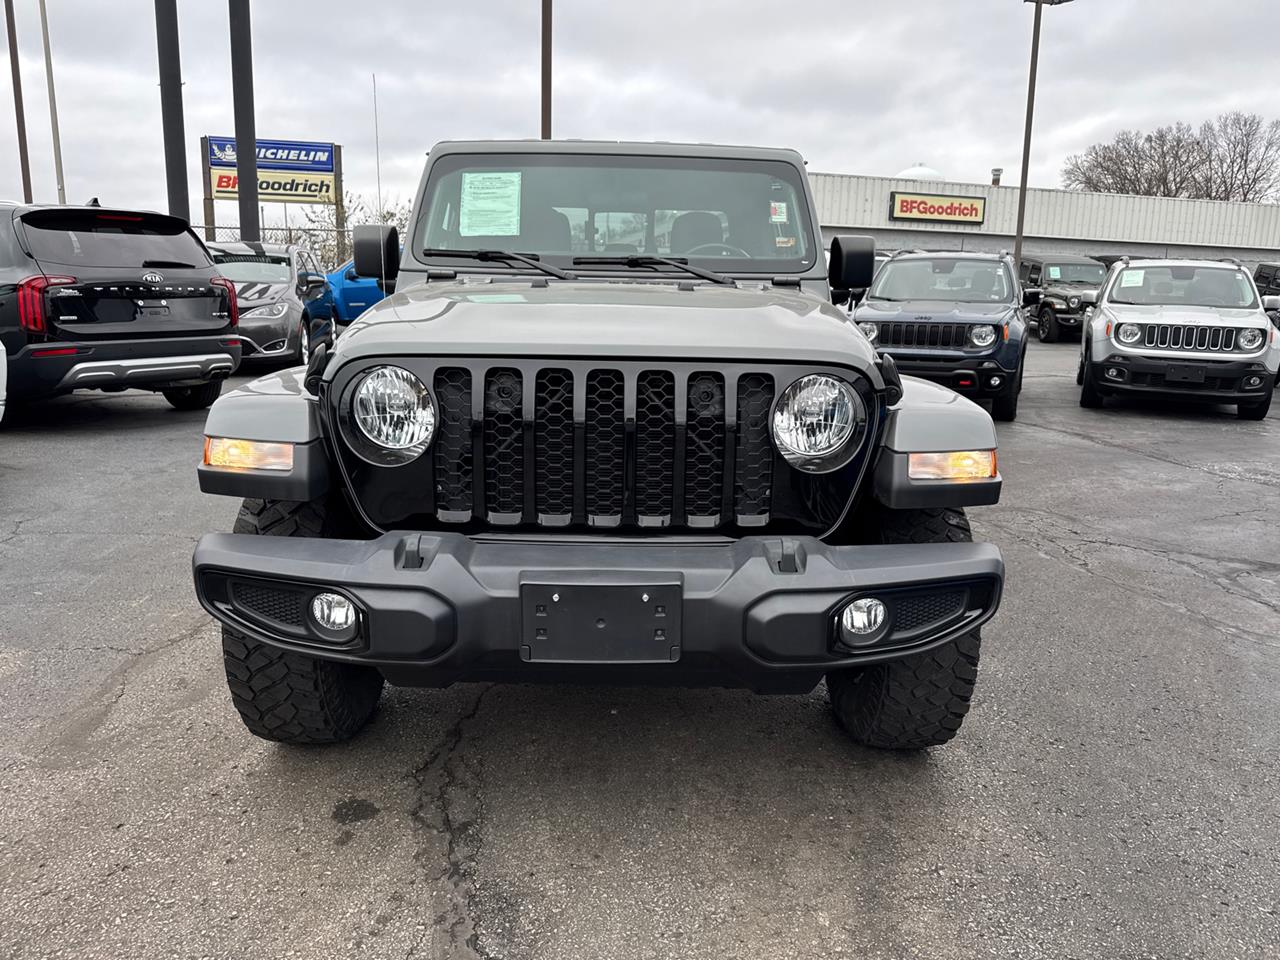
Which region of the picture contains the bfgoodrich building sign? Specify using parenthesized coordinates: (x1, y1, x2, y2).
(889, 191, 986, 225)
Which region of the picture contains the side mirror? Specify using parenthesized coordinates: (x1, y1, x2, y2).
(1079, 290, 1099, 305)
(298, 270, 326, 293)
(1262, 295, 1280, 311)
(353, 224, 400, 289)
(344, 268, 358, 282)
(1022, 288, 1043, 307)
(827, 235, 876, 291)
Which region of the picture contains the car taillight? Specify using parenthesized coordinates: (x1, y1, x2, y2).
(17, 275, 76, 334)
(211, 276, 238, 328)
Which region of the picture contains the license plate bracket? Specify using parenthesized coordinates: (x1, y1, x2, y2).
(520, 580, 682, 663)
(1166, 364, 1206, 384)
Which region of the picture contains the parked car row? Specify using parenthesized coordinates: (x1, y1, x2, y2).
(0, 202, 390, 415)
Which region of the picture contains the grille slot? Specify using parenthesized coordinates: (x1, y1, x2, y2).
(483, 368, 524, 522)
(734, 373, 774, 522)
(232, 582, 307, 628)
(434, 368, 473, 521)
(685, 372, 727, 524)
(878, 323, 964, 348)
(585, 370, 625, 524)
(893, 591, 965, 633)
(634, 370, 676, 525)
(534, 369, 574, 522)
(1140, 324, 1238, 352)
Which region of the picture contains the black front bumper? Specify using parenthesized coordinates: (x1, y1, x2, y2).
(8, 335, 241, 398)
(193, 532, 1004, 693)
(1088, 355, 1274, 402)
(889, 355, 1019, 397)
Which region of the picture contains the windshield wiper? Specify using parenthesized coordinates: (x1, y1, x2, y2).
(142, 259, 196, 268)
(572, 254, 735, 286)
(422, 248, 576, 280)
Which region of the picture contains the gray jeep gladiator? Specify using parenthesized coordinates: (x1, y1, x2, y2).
(192, 140, 1005, 750)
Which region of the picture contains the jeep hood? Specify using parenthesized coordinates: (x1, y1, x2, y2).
(329, 278, 880, 374)
(852, 300, 1015, 324)
(1104, 303, 1266, 328)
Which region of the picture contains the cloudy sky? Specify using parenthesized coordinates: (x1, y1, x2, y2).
(1, 0, 1276, 224)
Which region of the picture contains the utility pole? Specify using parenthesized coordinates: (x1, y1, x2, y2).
(228, 0, 258, 240)
(155, 0, 188, 220)
(540, 0, 551, 139)
(1013, 0, 1073, 268)
(37, 0, 63, 203)
(3, 0, 32, 202)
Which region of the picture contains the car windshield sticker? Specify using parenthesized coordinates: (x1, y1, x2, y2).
(1047, 266, 1061, 280)
(1120, 269, 1144, 288)
(770, 201, 789, 223)
(775, 236, 796, 248)
(459, 171, 522, 237)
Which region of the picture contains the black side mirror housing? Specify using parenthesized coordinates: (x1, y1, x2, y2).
(828, 235, 876, 291)
(353, 224, 400, 290)
(298, 270, 326, 293)
(1022, 288, 1043, 307)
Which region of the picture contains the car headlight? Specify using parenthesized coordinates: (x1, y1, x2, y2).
(1238, 327, 1265, 350)
(240, 301, 290, 320)
(968, 324, 997, 348)
(857, 321, 879, 343)
(1068, 296, 1081, 309)
(349, 365, 435, 464)
(771, 374, 866, 472)
(1117, 323, 1143, 345)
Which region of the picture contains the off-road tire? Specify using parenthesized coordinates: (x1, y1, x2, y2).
(828, 506, 982, 749)
(1238, 391, 1273, 421)
(162, 379, 223, 411)
(1037, 306, 1059, 343)
(1079, 354, 1105, 408)
(221, 497, 384, 744)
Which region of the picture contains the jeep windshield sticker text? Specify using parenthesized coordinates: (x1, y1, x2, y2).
(459, 171, 523, 237)
(889, 192, 987, 225)
(770, 201, 789, 223)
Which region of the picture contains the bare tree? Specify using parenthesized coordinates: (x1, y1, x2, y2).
(299, 192, 413, 268)
(1062, 112, 1280, 203)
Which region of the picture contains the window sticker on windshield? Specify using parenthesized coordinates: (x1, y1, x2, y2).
(459, 171, 522, 237)
(1120, 269, 1144, 288)
(770, 201, 789, 224)
(1047, 266, 1061, 280)
(775, 236, 796, 248)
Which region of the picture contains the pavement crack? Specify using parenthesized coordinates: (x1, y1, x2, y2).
(405, 684, 495, 960)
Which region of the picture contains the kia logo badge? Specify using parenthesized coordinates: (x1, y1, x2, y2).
(142, 272, 164, 284)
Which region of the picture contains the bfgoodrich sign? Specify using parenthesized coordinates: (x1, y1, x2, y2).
(206, 137, 337, 204)
(889, 191, 986, 225)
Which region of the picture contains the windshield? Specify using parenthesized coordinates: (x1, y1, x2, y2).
(1108, 266, 1258, 308)
(211, 253, 293, 284)
(1045, 262, 1105, 285)
(870, 258, 1013, 304)
(19, 210, 211, 269)
(417, 153, 814, 274)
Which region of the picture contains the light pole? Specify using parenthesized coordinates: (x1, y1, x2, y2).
(3, 0, 32, 203)
(37, 0, 64, 204)
(1013, 0, 1073, 268)
(540, 0, 552, 139)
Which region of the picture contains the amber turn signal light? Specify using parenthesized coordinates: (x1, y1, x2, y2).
(907, 450, 997, 481)
(203, 437, 294, 472)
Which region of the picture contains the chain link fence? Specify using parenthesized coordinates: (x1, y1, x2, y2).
(193, 225, 353, 272)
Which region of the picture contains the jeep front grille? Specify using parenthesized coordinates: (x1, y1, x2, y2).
(876, 323, 967, 349)
(333, 360, 876, 535)
(1138, 324, 1240, 352)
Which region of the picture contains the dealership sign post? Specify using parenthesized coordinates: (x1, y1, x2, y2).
(200, 135, 347, 257)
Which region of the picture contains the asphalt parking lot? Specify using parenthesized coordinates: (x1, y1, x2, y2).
(1, 341, 1277, 960)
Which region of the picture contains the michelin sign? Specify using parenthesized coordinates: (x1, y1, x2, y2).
(207, 137, 336, 204)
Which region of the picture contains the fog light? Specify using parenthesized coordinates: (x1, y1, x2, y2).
(1244, 375, 1264, 389)
(989, 375, 1003, 388)
(839, 597, 887, 646)
(311, 592, 356, 633)
(1106, 367, 1123, 380)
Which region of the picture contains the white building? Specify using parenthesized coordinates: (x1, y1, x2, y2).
(812, 171, 1280, 267)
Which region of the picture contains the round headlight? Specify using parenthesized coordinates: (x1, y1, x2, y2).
(1117, 323, 1143, 345)
(857, 321, 879, 343)
(771, 374, 865, 472)
(351, 365, 435, 464)
(969, 324, 997, 348)
(1068, 296, 1081, 309)
(1238, 327, 1265, 350)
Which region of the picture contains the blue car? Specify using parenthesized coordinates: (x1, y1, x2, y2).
(327, 258, 386, 324)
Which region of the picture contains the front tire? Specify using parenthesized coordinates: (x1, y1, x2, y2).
(162, 379, 223, 411)
(221, 497, 383, 744)
(1079, 354, 1105, 408)
(293, 318, 312, 365)
(1036, 306, 1060, 343)
(827, 506, 983, 750)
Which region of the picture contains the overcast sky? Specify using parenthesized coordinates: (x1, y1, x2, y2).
(1, 0, 1276, 224)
